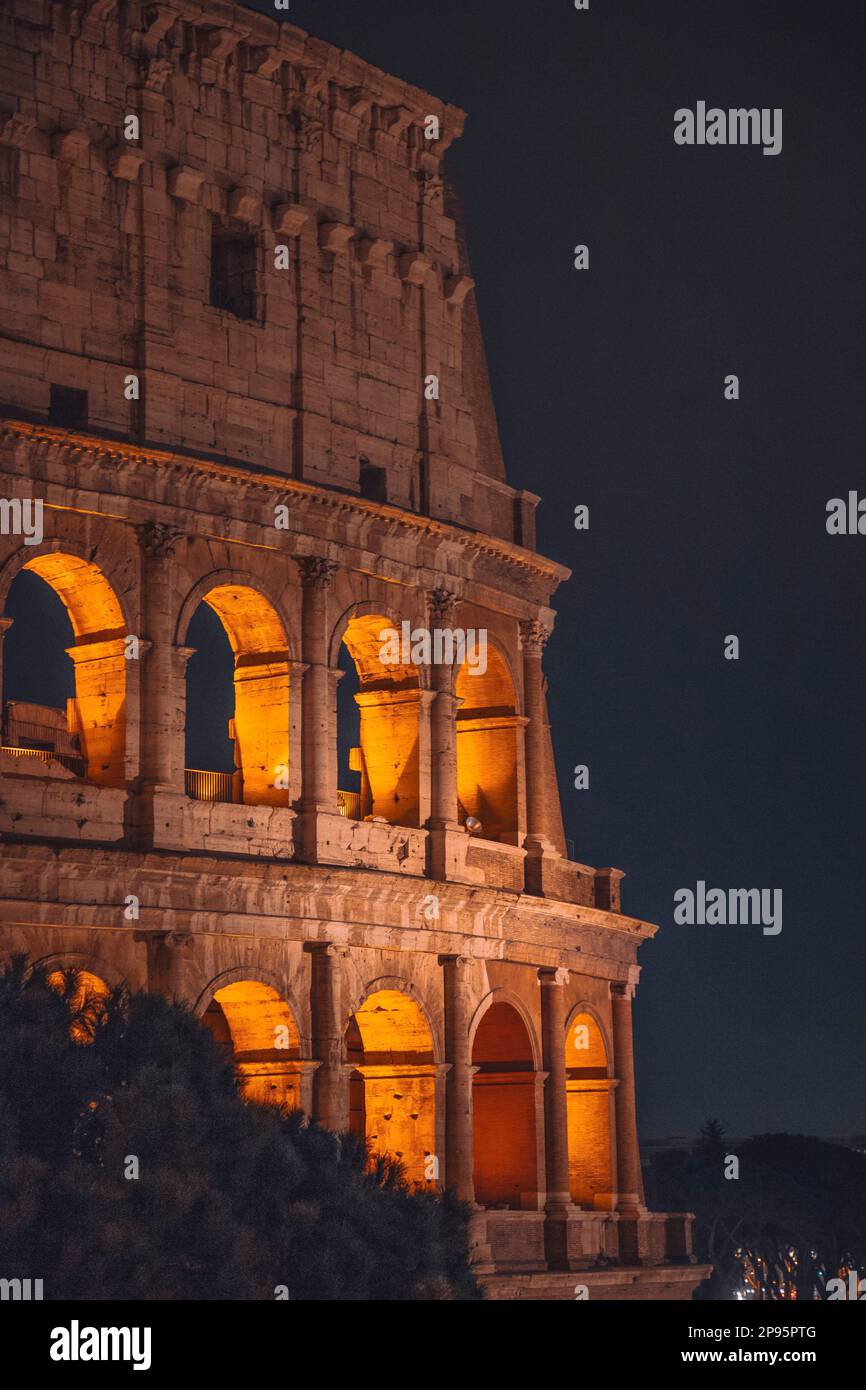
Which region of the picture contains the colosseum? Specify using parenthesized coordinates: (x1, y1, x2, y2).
(0, 0, 705, 1299)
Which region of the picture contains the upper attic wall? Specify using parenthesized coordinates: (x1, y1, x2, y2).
(0, 0, 532, 544)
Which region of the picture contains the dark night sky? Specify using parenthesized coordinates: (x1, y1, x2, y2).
(7, 1, 864, 1142)
(240, 0, 866, 1141)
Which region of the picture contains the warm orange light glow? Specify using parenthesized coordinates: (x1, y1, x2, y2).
(346, 989, 437, 1186)
(565, 1011, 614, 1209)
(47, 967, 110, 1045)
(472, 1002, 538, 1209)
(203, 980, 302, 1108)
(456, 644, 518, 841)
(342, 615, 421, 826)
(22, 554, 127, 786)
(201, 586, 290, 806)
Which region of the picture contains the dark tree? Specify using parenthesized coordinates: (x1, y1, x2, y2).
(0, 960, 480, 1301)
(645, 1127, 866, 1300)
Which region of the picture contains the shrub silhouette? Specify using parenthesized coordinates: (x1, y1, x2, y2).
(0, 959, 481, 1301)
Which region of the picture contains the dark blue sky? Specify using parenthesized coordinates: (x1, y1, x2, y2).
(7, 0, 864, 1143)
(241, 0, 866, 1141)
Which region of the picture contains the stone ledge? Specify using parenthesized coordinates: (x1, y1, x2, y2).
(481, 1264, 712, 1301)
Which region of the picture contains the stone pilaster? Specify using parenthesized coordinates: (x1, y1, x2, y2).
(611, 980, 646, 1213)
(137, 522, 185, 793)
(540, 966, 576, 1268)
(520, 619, 558, 895)
(427, 587, 460, 827)
(298, 557, 338, 813)
(439, 953, 475, 1202)
(133, 929, 194, 1003)
(520, 619, 552, 845)
(296, 558, 339, 860)
(307, 942, 349, 1133)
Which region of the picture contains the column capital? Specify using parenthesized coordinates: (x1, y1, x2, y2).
(137, 520, 182, 558)
(611, 979, 637, 1003)
(427, 585, 459, 624)
(304, 940, 349, 959)
(539, 966, 570, 987)
(299, 556, 338, 590)
(132, 929, 192, 950)
(519, 618, 553, 656)
(438, 952, 471, 972)
(0, 616, 14, 636)
(172, 644, 196, 672)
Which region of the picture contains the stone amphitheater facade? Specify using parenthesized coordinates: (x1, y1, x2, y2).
(0, 0, 705, 1298)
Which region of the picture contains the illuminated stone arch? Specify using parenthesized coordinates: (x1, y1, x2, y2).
(33, 949, 125, 992)
(565, 1003, 615, 1210)
(345, 981, 439, 1187)
(34, 952, 119, 1046)
(470, 991, 541, 1210)
(330, 601, 428, 827)
(177, 571, 293, 806)
(0, 543, 130, 786)
(454, 638, 521, 843)
(196, 972, 306, 1110)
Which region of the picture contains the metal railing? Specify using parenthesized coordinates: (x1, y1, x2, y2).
(337, 789, 362, 820)
(1, 745, 85, 776)
(183, 777, 362, 815)
(184, 769, 237, 804)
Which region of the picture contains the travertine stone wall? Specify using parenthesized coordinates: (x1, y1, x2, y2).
(0, 0, 532, 541)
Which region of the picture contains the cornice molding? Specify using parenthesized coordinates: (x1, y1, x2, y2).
(0, 420, 571, 594)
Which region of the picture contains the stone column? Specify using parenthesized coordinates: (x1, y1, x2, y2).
(137, 522, 185, 792)
(439, 954, 475, 1202)
(520, 619, 558, 896)
(427, 587, 459, 828)
(540, 967, 575, 1267)
(611, 981, 646, 1211)
(520, 619, 553, 848)
(540, 967, 572, 1207)
(287, 658, 308, 808)
(297, 1060, 321, 1122)
(308, 943, 348, 1133)
(299, 557, 338, 813)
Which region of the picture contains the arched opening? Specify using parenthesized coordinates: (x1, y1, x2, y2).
(337, 614, 422, 827)
(2, 554, 127, 785)
(184, 584, 290, 806)
(201, 980, 302, 1108)
(345, 988, 437, 1187)
(47, 967, 110, 1045)
(472, 1001, 538, 1208)
(336, 640, 362, 819)
(566, 1011, 614, 1209)
(455, 643, 519, 843)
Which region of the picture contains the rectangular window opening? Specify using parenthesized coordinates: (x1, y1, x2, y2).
(210, 220, 258, 321)
(359, 460, 387, 503)
(49, 385, 89, 430)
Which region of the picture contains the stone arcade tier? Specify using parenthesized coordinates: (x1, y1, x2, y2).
(0, 840, 708, 1298)
(0, 419, 594, 906)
